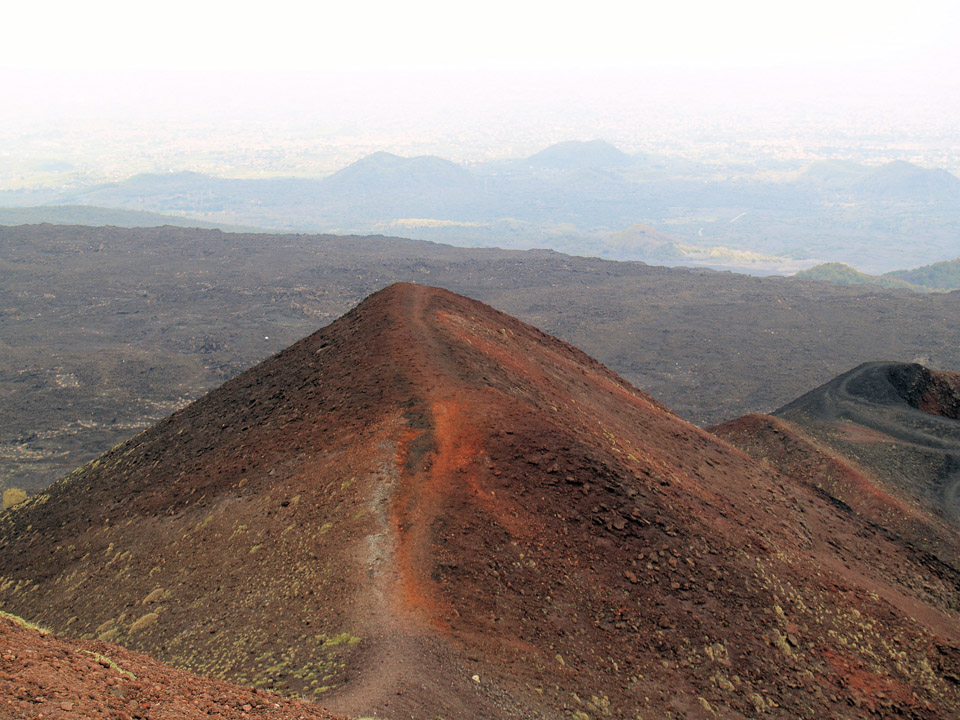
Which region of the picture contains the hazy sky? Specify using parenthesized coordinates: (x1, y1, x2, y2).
(3, 0, 959, 177)
(6, 0, 959, 73)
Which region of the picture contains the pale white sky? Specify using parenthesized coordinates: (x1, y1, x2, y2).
(3, 0, 959, 177)
(4, 0, 958, 73)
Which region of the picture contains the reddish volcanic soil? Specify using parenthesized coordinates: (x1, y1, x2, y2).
(711, 414, 960, 636)
(2, 284, 960, 719)
(0, 612, 343, 720)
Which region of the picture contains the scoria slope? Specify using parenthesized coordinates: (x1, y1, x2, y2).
(2, 285, 960, 719)
(711, 362, 960, 715)
(0, 612, 345, 720)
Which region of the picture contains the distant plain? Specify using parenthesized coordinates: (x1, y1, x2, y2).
(4, 141, 960, 275)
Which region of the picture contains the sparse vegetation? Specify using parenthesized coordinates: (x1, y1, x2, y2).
(0, 609, 48, 633)
(887, 257, 960, 290)
(82, 650, 136, 678)
(321, 632, 361, 648)
(797, 257, 960, 293)
(2, 488, 27, 511)
(141, 587, 167, 605)
(796, 262, 926, 291)
(129, 612, 159, 633)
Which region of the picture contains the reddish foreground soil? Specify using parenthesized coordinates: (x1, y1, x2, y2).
(2, 284, 960, 719)
(0, 613, 342, 720)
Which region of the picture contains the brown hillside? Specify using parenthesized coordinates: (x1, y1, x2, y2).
(2, 285, 960, 719)
(0, 612, 344, 720)
(711, 413, 960, 605)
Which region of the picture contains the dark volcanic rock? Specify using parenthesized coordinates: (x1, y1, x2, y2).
(773, 361, 960, 525)
(5, 224, 960, 492)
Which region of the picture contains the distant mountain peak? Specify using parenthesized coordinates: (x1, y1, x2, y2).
(325, 152, 471, 189)
(526, 139, 634, 169)
(357, 149, 405, 163)
(853, 159, 960, 201)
